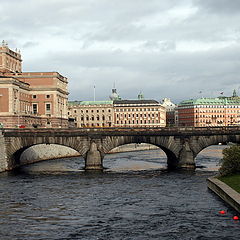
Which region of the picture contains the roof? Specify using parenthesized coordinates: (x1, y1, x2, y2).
(178, 97, 240, 106)
(68, 100, 113, 106)
(113, 99, 159, 105)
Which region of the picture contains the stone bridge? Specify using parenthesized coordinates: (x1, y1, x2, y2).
(1, 127, 240, 172)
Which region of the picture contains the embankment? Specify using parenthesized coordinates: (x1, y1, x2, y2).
(207, 177, 240, 213)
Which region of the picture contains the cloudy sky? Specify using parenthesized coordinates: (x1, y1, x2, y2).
(1, 0, 240, 103)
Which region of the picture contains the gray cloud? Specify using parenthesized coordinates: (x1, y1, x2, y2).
(195, 0, 240, 14)
(1, 0, 240, 104)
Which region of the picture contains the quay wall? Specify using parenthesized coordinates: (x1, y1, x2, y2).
(207, 177, 240, 213)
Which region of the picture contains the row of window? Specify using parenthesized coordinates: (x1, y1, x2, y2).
(115, 108, 159, 112)
(80, 116, 111, 121)
(80, 123, 112, 127)
(196, 115, 239, 118)
(32, 103, 51, 114)
(72, 109, 112, 114)
(195, 105, 240, 108)
(116, 119, 159, 124)
(196, 110, 240, 113)
(32, 94, 51, 99)
(116, 113, 159, 118)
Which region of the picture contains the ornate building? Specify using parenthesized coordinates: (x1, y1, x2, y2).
(176, 91, 240, 127)
(0, 41, 68, 128)
(68, 101, 114, 127)
(113, 98, 166, 127)
(68, 91, 166, 128)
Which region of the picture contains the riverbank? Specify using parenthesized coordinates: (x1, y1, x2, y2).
(218, 174, 240, 193)
(207, 176, 240, 213)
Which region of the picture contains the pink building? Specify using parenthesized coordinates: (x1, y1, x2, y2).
(0, 41, 68, 128)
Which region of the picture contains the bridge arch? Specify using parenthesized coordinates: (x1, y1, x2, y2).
(190, 135, 240, 159)
(91, 135, 182, 170)
(4, 136, 90, 170)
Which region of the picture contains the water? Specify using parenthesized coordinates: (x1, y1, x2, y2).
(0, 145, 240, 240)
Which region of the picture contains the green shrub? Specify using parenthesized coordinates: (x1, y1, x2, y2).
(219, 145, 240, 176)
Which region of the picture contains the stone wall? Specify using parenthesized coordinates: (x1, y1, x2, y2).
(207, 177, 240, 213)
(0, 131, 8, 172)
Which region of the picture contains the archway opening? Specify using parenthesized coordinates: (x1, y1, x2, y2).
(103, 143, 168, 172)
(195, 144, 229, 171)
(16, 144, 84, 173)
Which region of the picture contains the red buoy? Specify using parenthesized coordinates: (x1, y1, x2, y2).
(219, 210, 226, 214)
(233, 216, 239, 220)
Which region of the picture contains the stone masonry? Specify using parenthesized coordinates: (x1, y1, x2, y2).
(1, 127, 240, 172)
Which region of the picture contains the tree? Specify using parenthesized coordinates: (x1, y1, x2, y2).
(219, 145, 240, 176)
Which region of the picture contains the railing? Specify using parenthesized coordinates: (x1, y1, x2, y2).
(2, 126, 240, 134)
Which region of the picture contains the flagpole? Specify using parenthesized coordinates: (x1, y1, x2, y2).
(93, 85, 96, 101)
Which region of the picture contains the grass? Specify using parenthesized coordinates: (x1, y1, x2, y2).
(218, 174, 240, 194)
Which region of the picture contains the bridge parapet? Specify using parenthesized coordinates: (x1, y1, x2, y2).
(1, 127, 240, 172)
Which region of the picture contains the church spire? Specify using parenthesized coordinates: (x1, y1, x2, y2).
(233, 89, 237, 97)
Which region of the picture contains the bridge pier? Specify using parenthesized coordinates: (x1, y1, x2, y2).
(85, 142, 103, 171)
(178, 141, 196, 169)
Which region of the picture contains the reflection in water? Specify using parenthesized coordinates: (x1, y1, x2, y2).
(1, 145, 239, 240)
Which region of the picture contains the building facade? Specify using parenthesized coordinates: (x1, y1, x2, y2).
(177, 92, 240, 127)
(162, 98, 176, 126)
(68, 96, 166, 128)
(68, 101, 114, 128)
(0, 41, 68, 128)
(113, 99, 166, 127)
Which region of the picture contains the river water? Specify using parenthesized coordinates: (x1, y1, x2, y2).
(0, 145, 240, 240)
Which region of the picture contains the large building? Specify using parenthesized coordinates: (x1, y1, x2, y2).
(176, 91, 240, 127)
(68, 92, 166, 128)
(0, 41, 68, 128)
(68, 101, 114, 128)
(113, 99, 166, 127)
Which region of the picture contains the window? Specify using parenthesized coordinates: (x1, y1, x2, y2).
(32, 95, 37, 99)
(45, 103, 51, 113)
(46, 95, 50, 99)
(32, 104, 38, 114)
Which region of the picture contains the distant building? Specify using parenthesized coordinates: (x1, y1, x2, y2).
(113, 95, 166, 127)
(162, 98, 176, 126)
(176, 91, 240, 127)
(68, 90, 166, 128)
(0, 41, 68, 128)
(68, 101, 114, 127)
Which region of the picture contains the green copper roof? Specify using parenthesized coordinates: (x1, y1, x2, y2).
(68, 100, 113, 106)
(178, 97, 240, 106)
